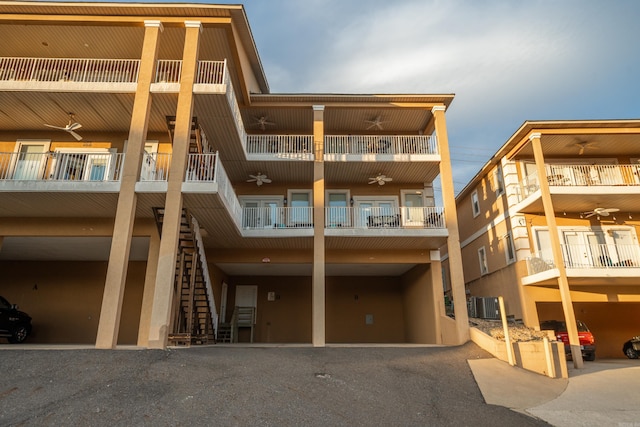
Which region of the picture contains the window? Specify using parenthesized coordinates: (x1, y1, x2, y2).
(471, 190, 480, 217)
(478, 246, 488, 275)
(494, 164, 505, 197)
(504, 232, 515, 264)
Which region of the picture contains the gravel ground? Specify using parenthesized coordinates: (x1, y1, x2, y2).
(0, 342, 549, 426)
(469, 318, 551, 342)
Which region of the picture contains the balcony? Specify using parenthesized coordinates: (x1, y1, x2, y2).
(245, 135, 314, 160)
(324, 135, 438, 160)
(0, 151, 124, 190)
(326, 206, 445, 230)
(514, 164, 640, 202)
(524, 243, 640, 285)
(0, 57, 140, 91)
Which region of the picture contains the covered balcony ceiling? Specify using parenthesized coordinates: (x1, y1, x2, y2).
(513, 133, 640, 159)
(518, 192, 640, 216)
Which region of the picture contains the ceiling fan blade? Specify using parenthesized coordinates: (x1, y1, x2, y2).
(382, 177, 393, 182)
(583, 212, 595, 218)
(598, 211, 610, 216)
(261, 178, 272, 183)
(68, 130, 83, 141)
(246, 178, 257, 182)
(44, 124, 66, 130)
(378, 180, 386, 185)
(68, 123, 82, 131)
(603, 208, 620, 213)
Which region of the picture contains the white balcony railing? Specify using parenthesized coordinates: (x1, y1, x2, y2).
(242, 207, 314, 229)
(527, 244, 640, 274)
(186, 153, 217, 182)
(543, 164, 640, 187)
(154, 60, 226, 84)
(0, 57, 140, 83)
(140, 153, 172, 181)
(510, 170, 540, 203)
(325, 206, 445, 229)
(0, 151, 124, 181)
(325, 135, 438, 155)
(246, 135, 313, 156)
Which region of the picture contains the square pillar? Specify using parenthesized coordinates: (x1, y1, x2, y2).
(312, 105, 326, 347)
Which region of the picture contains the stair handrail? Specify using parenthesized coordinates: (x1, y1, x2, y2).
(190, 214, 219, 339)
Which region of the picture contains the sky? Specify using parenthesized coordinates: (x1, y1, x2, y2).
(45, 0, 640, 194)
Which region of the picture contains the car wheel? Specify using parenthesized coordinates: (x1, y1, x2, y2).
(624, 344, 639, 359)
(8, 324, 29, 344)
(584, 352, 596, 362)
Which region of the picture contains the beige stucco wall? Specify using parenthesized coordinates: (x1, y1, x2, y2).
(465, 263, 523, 319)
(0, 261, 145, 345)
(401, 264, 437, 343)
(326, 276, 405, 343)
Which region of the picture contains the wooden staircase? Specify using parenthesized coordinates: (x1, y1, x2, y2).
(165, 115, 212, 155)
(154, 207, 219, 346)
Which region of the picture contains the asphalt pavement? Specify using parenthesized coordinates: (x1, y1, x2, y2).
(0, 342, 549, 427)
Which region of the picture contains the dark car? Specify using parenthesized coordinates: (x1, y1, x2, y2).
(623, 336, 640, 359)
(0, 296, 32, 343)
(540, 319, 596, 361)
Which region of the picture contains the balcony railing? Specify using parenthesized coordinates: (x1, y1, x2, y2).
(154, 60, 226, 84)
(246, 135, 313, 156)
(514, 164, 640, 202)
(0, 151, 124, 181)
(325, 135, 438, 155)
(242, 207, 313, 229)
(325, 206, 445, 229)
(0, 57, 140, 83)
(140, 153, 172, 181)
(527, 244, 640, 274)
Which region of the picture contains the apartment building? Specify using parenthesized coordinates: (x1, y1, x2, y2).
(0, 2, 469, 349)
(448, 120, 640, 361)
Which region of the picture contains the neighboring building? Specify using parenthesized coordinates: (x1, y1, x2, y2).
(448, 120, 640, 360)
(0, 2, 469, 348)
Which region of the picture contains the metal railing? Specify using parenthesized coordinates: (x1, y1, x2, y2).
(155, 60, 182, 83)
(196, 60, 225, 84)
(543, 164, 640, 187)
(0, 151, 124, 181)
(514, 164, 640, 202)
(325, 206, 446, 229)
(325, 135, 438, 155)
(185, 153, 217, 182)
(221, 59, 248, 148)
(140, 153, 171, 181)
(246, 135, 313, 155)
(527, 243, 640, 274)
(0, 57, 140, 83)
(242, 207, 314, 229)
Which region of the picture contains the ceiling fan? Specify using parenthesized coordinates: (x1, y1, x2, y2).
(253, 116, 275, 131)
(571, 141, 599, 155)
(247, 172, 272, 186)
(44, 113, 82, 141)
(582, 207, 619, 218)
(368, 174, 393, 186)
(365, 116, 387, 131)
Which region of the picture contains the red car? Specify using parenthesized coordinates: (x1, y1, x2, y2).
(540, 320, 596, 361)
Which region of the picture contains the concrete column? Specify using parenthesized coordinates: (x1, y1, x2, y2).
(312, 105, 326, 347)
(136, 229, 160, 347)
(530, 133, 583, 368)
(429, 250, 444, 344)
(432, 105, 470, 344)
(147, 21, 202, 349)
(95, 20, 162, 349)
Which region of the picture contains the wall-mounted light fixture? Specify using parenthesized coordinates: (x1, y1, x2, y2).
(283, 198, 287, 205)
(350, 198, 354, 206)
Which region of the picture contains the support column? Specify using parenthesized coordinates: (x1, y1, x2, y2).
(432, 105, 470, 344)
(96, 20, 162, 349)
(136, 229, 161, 347)
(530, 133, 583, 368)
(312, 105, 326, 347)
(429, 250, 444, 344)
(147, 21, 202, 349)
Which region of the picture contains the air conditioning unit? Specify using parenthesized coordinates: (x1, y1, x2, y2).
(467, 296, 500, 320)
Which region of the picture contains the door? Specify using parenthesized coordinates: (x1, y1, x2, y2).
(13, 143, 47, 180)
(563, 231, 607, 268)
(355, 198, 397, 227)
(140, 143, 158, 181)
(326, 191, 349, 227)
(241, 198, 283, 229)
(51, 148, 112, 181)
(402, 190, 426, 227)
(288, 191, 312, 226)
